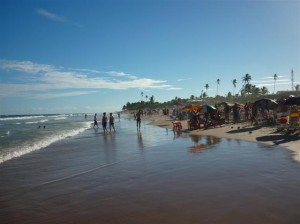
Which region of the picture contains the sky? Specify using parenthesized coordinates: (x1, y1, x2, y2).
(0, 0, 299, 115)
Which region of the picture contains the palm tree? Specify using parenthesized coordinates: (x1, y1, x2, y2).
(227, 91, 232, 99)
(242, 74, 252, 86)
(252, 85, 260, 96)
(261, 86, 269, 95)
(273, 74, 278, 94)
(204, 84, 209, 96)
(242, 74, 252, 96)
(140, 91, 144, 101)
(200, 90, 204, 100)
(216, 79, 220, 96)
(232, 79, 237, 95)
(149, 95, 154, 104)
(244, 83, 252, 95)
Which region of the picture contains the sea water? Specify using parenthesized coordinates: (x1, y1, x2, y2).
(0, 114, 299, 223)
(0, 114, 91, 163)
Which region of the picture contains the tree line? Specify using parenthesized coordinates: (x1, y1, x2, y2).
(123, 74, 300, 111)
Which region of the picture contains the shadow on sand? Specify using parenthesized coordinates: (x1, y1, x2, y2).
(226, 125, 262, 134)
(226, 124, 300, 146)
(257, 132, 300, 146)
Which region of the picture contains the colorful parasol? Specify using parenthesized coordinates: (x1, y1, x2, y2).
(201, 105, 217, 113)
(181, 105, 202, 112)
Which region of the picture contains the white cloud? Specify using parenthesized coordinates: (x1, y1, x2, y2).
(177, 78, 191, 82)
(33, 91, 98, 99)
(260, 75, 287, 79)
(251, 74, 292, 87)
(255, 82, 292, 87)
(166, 87, 183, 90)
(36, 9, 67, 22)
(0, 60, 179, 99)
(252, 79, 290, 84)
(106, 71, 138, 80)
(0, 60, 54, 74)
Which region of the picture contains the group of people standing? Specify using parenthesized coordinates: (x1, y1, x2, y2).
(92, 110, 143, 133)
(93, 112, 115, 133)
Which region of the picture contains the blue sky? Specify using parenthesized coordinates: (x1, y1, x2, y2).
(0, 0, 299, 115)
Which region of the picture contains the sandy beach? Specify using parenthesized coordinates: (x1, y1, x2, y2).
(1, 115, 300, 224)
(147, 114, 300, 163)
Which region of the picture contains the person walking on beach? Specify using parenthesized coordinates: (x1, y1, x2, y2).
(93, 113, 98, 128)
(251, 106, 258, 125)
(232, 103, 240, 124)
(109, 113, 115, 132)
(224, 104, 230, 124)
(136, 110, 142, 131)
(102, 112, 108, 133)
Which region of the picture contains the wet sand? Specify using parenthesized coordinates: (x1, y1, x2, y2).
(147, 114, 300, 162)
(1, 116, 300, 224)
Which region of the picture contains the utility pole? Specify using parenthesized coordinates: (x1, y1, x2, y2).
(291, 69, 294, 91)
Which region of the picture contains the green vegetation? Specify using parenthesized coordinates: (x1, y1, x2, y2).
(123, 90, 299, 111)
(123, 74, 300, 111)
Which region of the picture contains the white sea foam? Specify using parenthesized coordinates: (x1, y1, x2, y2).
(54, 117, 67, 120)
(0, 123, 90, 164)
(25, 119, 49, 124)
(48, 114, 69, 118)
(25, 121, 39, 124)
(0, 115, 45, 121)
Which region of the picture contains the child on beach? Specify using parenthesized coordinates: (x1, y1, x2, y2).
(102, 112, 108, 133)
(109, 113, 115, 132)
(93, 113, 98, 128)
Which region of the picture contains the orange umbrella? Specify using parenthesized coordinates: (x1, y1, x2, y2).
(181, 105, 202, 112)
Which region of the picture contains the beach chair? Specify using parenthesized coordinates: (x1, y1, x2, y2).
(198, 118, 205, 129)
(189, 119, 199, 130)
(277, 114, 289, 131)
(172, 121, 182, 130)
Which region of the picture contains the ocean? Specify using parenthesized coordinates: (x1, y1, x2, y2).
(0, 113, 91, 164)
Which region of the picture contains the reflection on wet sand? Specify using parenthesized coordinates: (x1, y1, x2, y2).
(1, 117, 299, 224)
(172, 130, 183, 140)
(137, 132, 144, 149)
(188, 135, 221, 153)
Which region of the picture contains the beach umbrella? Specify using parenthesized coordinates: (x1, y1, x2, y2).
(253, 98, 278, 110)
(219, 102, 234, 107)
(236, 103, 245, 109)
(181, 105, 202, 112)
(201, 105, 217, 113)
(284, 96, 300, 106)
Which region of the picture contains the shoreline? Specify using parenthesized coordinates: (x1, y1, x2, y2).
(146, 114, 300, 162)
(2, 113, 300, 224)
